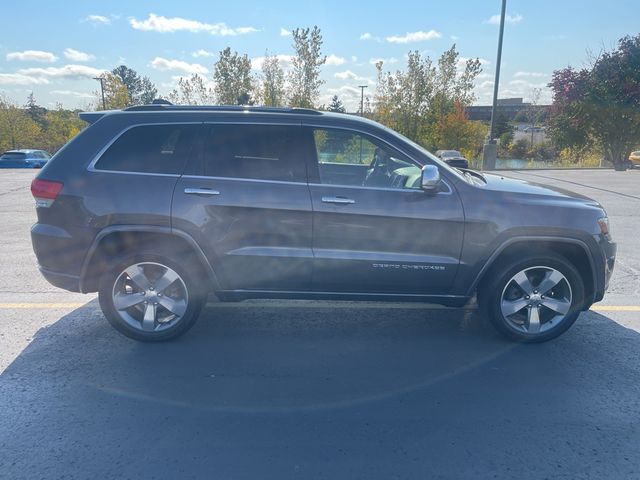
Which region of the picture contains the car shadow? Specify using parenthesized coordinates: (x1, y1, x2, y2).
(1, 300, 640, 479)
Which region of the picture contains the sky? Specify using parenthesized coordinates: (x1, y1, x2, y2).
(1, 0, 638, 111)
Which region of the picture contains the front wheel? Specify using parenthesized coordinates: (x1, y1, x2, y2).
(480, 252, 585, 343)
(98, 254, 205, 342)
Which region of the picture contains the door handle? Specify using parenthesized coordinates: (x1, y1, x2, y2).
(321, 196, 355, 205)
(184, 187, 220, 196)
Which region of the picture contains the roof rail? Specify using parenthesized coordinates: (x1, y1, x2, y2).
(123, 103, 323, 115)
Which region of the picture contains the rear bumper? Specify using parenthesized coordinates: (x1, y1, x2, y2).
(39, 266, 81, 292)
(31, 222, 87, 292)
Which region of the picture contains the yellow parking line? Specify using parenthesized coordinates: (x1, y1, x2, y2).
(591, 305, 640, 312)
(0, 302, 85, 309)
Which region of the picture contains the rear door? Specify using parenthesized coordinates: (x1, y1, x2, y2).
(305, 126, 465, 295)
(172, 122, 313, 291)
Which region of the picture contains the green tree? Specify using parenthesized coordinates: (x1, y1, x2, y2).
(0, 96, 41, 151)
(435, 102, 487, 160)
(39, 108, 85, 153)
(25, 92, 48, 128)
(259, 54, 286, 107)
(374, 45, 482, 148)
(167, 74, 215, 105)
(548, 34, 640, 170)
(289, 26, 326, 108)
(96, 72, 129, 110)
(111, 65, 157, 106)
(213, 47, 254, 105)
(327, 95, 346, 113)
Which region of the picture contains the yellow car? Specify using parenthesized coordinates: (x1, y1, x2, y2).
(629, 151, 640, 168)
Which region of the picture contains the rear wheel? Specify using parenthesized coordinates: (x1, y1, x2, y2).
(480, 252, 585, 343)
(98, 253, 205, 342)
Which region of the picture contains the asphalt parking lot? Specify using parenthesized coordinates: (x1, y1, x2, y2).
(1, 168, 639, 479)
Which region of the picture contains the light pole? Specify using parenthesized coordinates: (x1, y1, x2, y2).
(93, 76, 106, 110)
(482, 0, 507, 170)
(358, 85, 368, 116)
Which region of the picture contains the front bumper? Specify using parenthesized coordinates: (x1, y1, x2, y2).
(594, 237, 616, 302)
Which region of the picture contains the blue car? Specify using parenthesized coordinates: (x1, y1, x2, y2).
(0, 149, 51, 168)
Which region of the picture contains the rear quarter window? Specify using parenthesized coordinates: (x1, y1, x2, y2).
(94, 124, 200, 175)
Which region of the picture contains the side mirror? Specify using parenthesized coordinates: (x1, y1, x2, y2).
(421, 165, 441, 192)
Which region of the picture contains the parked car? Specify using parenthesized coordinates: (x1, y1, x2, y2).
(31, 104, 616, 343)
(435, 150, 469, 169)
(523, 126, 545, 133)
(627, 151, 640, 168)
(0, 149, 51, 168)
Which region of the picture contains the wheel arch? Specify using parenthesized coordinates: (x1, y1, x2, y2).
(79, 225, 221, 293)
(469, 236, 596, 308)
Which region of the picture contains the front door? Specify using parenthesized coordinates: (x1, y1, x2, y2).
(305, 127, 464, 295)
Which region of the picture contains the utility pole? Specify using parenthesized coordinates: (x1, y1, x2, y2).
(93, 76, 106, 110)
(358, 85, 368, 117)
(482, 0, 507, 170)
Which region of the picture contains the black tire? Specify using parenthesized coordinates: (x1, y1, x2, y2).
(480, 251, 585, 343)
(98, 252, 206, 342)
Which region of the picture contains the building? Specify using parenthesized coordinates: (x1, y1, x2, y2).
(465, 98, 549, 122)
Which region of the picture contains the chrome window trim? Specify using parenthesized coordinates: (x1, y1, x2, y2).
(180, 174, 450, 194)
(308, 180, 453, 195)
(180, 174, 306, 187)
(86, 121, 203, 176)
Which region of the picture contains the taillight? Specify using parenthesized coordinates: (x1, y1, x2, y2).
(31, 178, 63, 208)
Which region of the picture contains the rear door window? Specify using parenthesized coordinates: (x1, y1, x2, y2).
(94, 124, 200, 175)
(201, 124, 306, 182)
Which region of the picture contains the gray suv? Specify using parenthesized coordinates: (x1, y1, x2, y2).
(30, 104, 616, 343)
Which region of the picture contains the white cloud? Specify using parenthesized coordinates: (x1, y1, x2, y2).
(50, 90, 94, 98)
(327, 85, 368, 97)
(6, 50, 58, 63)
(0, 73, 50, 85)
(251, 54, 294, 70)
(85, 14, 111, 25)
(351, 56, 358, 62)
(334, 70, 358, 80)
(509, 79, 547, 88)
(514, 71, 547, 78)
(386, 30, 442, 44)
(17, 64, 104, 79)
(130, 13, 257, 36)
(369, 57, 398, 65)
(451, 35, 459, 41)
(150, 57, 209, 74)
(192, 49, 214, 58)
(325, 54, 346, 66)
(64, 48, 95, 62)
(486, 13, 523, 25)
(333, 70, 375, 85)
(360, 32, 381, 42)
(280, 27, 291, 36)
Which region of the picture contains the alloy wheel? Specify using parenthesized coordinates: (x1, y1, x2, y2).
(500, 266, 573, 335)
(111, 262, 189, 333)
